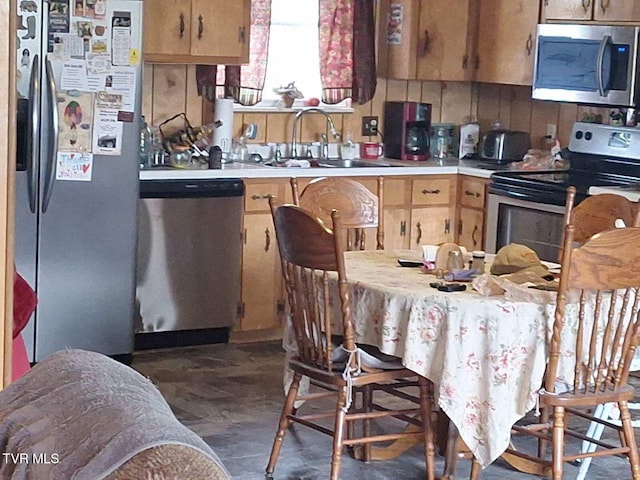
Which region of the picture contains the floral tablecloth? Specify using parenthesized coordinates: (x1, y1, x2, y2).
(338, 250, 560, 467)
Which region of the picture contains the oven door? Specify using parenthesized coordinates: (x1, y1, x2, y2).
(533, 24, 640, 107)
(486, 194, 565, 262)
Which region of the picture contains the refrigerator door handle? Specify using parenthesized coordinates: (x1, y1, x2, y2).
(27, 55, 40, 214)
(42, 57, 58, 214)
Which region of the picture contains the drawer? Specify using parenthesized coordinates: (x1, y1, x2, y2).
(411, 178, 452, 205)
(459, 178, 486, 209)
(244, 182, 283, 212)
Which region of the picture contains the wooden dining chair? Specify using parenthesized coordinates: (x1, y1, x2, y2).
(290, 176, 385, 250)
(505, 225, 640, 480)
(560, 186, 640, 261)
(265, 199, 435, 480)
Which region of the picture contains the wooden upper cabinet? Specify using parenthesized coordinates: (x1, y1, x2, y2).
(475, 0, 540, 86)
(541, 0, 592, 21)
(144, 0, 250, 64)
(378, 0, 479, 81)
(415, 0, 479, 81)
(542, 0, 640, 22)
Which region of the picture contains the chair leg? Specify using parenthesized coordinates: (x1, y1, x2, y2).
(618, 401, 640, 480)
(576, 402, 613, 480)
(469, 457, 482, 480)
(330, 387, 349, 480)
(551, 406, 565, 480)
(266, 372, 301, 476)
(538, 405, 550, 460)
(418, 376, 435, 480)
(441, 421, 459, 480)
(362, 385, 372, 462)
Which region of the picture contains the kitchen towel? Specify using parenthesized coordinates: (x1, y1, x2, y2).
(212, 98, 234, 155)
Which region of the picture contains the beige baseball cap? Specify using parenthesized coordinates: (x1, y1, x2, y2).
(490, 244, 551, 279)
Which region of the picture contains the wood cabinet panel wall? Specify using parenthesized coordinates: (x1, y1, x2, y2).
(380, 0, 539, 85)
(542, 0, 640, 22)
(144, 0, 250, 64)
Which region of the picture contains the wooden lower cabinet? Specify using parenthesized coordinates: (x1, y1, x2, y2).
(234, 173, 487, 339)
(235, 179, 288, 339)
(458, 207, 484, 251)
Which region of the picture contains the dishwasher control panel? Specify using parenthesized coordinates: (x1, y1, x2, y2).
(140, 179, 244, 198)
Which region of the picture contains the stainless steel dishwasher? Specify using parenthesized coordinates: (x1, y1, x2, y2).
(135, 178, 244, 349)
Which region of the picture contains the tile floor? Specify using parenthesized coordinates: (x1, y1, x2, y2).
(132, 341, 639, 480)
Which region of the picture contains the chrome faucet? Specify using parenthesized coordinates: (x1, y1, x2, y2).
(291, 107, 340, 160)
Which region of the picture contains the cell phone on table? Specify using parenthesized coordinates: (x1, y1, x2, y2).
(437, 283, 466, 292)
(397, 259, 423, 268)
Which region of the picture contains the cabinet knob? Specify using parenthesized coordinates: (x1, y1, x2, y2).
(251, 194, 273, 200)
(525, 33, 533, 56)
(179, 13, 185, 38)
(444, 219, 450, 235)
(472, 224, 479, 246)
(415, 222, 422, 245)
(264, 228, 271, 252)
(400, 220, 406, 237)
(422, 189, 440, 195)
(600, 0, 608, 13)
(462, 55, 468, 69)
(422, 29, 431, 54)
(198, 15, 204, 40)
(238, 26, 246, 44)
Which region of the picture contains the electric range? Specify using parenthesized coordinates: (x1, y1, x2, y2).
(489, 122, 640, 206)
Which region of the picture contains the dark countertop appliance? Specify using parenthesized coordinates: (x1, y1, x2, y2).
(383, 101, 431, 161)
(485, 122, 640, 261)
(481, 130, 531, 164)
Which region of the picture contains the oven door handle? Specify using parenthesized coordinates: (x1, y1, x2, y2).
(596, 35, 611, 98)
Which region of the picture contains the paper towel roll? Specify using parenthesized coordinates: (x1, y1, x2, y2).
(212, 98, 234, 154)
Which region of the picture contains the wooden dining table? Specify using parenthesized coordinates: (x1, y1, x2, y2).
(321, 249, 573, 469)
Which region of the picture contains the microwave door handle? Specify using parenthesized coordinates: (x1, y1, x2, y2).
(42, 57, 58, 214)
(596, 35, 612, 97)
(27, 55, 40, 214)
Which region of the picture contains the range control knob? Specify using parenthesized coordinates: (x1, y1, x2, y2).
(575, 130, 583, 140)
(585, 131, 593, 141)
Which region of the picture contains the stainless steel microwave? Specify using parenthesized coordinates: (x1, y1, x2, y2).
(532, 24, 640, 107)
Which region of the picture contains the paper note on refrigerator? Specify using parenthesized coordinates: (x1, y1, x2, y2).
(56, 152, 93, 181)
(57, 91, 93, 152)
(92, 101, 123, 156)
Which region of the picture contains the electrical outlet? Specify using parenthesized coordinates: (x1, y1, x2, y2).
(546, 123, 557, 140)
(362, 116, 379, 137)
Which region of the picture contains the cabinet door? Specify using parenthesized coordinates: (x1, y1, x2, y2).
(416, 0, 478, 81)
(458, 207, 484, 251)
(542, 0, 592, 21)
(384, 208, 411, 250)
(459, 177, 486, 209)
(476, 0, 539, 85)
(410, 207, 454, 247)
(144, 0, 191, 56)
(190, 0, 249, 59)
(595, 0, 640, 21)
(241, 213, 283, 331)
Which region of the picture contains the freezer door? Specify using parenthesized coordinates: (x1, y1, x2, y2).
(33, 0, 143, 361)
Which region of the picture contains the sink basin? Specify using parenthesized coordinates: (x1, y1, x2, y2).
(314, 159, 392, 168)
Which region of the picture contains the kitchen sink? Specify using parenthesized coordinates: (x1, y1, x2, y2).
(314, 159, 392, 168)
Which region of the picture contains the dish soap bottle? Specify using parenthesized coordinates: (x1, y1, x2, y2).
(341, 134, 356, 160)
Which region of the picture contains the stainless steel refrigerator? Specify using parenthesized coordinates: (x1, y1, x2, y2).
(15, 0, 142, 361)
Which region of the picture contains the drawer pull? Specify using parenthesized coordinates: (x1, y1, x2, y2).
(415, 222, 422, 245)
(525, 33, 533, 56)
(265, 228, 271, 252)
(422, 189, 441, 195)
(465, 190, 481, 198)
(179, 13, 185, 38)
(198, 15, 204, 40)
(251, 194, 273, 200)
(583, 0, 591, 12)
(472, 225, 479, 246)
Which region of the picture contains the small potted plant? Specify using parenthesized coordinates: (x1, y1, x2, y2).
(273, 81, 303, 109)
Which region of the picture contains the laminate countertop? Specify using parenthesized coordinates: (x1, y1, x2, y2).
(139, 158, 510, 181)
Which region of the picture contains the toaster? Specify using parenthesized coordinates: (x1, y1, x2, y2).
(482, 130, 531, 163)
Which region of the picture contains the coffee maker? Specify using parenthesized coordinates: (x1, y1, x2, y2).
(383, 101, 431, 161)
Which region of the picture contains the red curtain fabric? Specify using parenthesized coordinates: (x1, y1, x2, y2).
(351, 0, 377, 104)
(197, 0, 272, 106)
(318, 0, 376, 104)
(318, 0, 354, 104)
